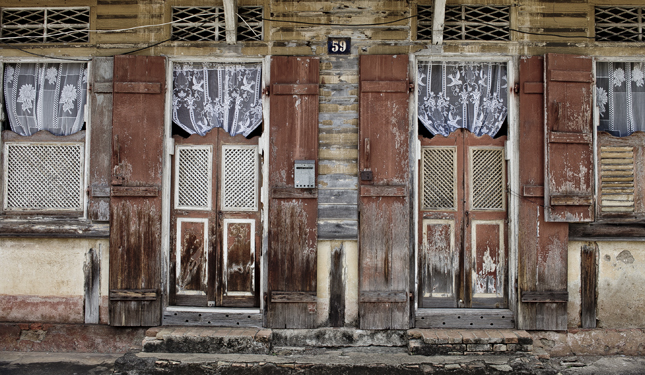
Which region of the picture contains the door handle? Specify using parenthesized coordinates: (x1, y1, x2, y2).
(364, 137, 371, 169)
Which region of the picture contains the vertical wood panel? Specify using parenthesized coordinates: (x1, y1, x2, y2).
(175, 219, 208, 307)
(358, 55, 410, 329)
(420, 220, 455, 308)
(109, 55, 165, 327)
(223, 219, 255, 297)
(89, 57, 113, 221)
(518, 55, 569, 330)
(268, 56, 319, 328)
(581, 243, 597, 329)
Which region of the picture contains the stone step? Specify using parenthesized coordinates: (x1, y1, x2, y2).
(142, 327, 533, 356)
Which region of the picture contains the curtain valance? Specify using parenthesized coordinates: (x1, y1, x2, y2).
(172, 62, 263, 137)
(418, 61, 508, 137)
(4, 63, 88, 136)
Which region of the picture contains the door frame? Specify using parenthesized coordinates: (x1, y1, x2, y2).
(411, 54, 520, 326)
(161, 56, 270, 321)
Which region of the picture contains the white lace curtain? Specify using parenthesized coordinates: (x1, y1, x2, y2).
(596, 62, 645, 137)
(4, 63, 87, 136)
(418, 61, 508, 137)
(172, 62, 262, 137)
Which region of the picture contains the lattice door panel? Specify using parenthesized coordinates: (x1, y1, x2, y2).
(221, 145, 258, 211)
(171, 7, 225, 42)
(3, 142, 84, 211)
(470, 148, 505, 210)
(422, 147, 457, 211)
(175, 145, 212, 210)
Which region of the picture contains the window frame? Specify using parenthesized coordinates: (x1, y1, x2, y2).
(0, 7, 91, 44)
(593, 56, 645, 221)
(0, 57, 92, 220)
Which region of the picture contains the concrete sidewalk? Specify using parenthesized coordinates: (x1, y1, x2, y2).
(2, 350, 645, 374)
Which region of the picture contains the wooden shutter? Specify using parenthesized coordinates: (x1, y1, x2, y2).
(109, 55, 165, 326)
(89, 57, 113, 221)
(267, 56, 319, 328)
(544, 53, 594, 222)
(518, 56, 569, 330)
(358, 55, 410, 329)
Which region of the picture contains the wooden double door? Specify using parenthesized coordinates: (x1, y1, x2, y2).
(418, 129, 508, 309)
(169, 128, 261, 308)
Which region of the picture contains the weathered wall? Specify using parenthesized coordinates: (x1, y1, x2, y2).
(0, 238, 109, 324)
(568, 241, 645, 329)
(2, 0, 645, 329)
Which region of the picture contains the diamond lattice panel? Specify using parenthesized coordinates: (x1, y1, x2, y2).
(471, 148, 504, 210)
(172, 7, 224, 41)
(416, 5, 433, 41)
(238, 6, 263, 41)
(0, 8, 89, 43)
(422, 147, 456, 210)
(4, 143, 83, 211)
(443, 5, 509, 41)
(176, 146, 211, 210)
(595, 7, 643, 42)
(222, 146, 258, 211)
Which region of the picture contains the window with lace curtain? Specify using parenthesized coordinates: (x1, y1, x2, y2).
(1, 62, 88, 214)
(595, 60, 645, 219)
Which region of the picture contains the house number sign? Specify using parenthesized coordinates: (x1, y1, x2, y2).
(327, 37, 351, 55)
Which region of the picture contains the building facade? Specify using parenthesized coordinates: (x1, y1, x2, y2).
(1, 0, 644, 332)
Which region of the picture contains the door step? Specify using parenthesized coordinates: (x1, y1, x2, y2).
(143, 327, 532, 356)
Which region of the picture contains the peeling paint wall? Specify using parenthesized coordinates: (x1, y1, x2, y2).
(0, 238, 109, 323)
(569, 241, 645, 329)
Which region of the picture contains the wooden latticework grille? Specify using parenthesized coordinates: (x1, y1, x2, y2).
(171, 7, 225, 42)
(222, 145, 258, 211)
(238, 6, 263, 41)
(595, 7, 644, 42)
(444, 5, 510, 41)
(0, 8, 89, 44)
(176, 146, 212, 210)
(422, 147, 456, 210)
(3, 142, 84, 211)
(471, 148, 504, 210)
(600, 146, 635, 214)
(417, 5, 433, 41)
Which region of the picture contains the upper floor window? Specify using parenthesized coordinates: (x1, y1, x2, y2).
(416, 5, 433, 41)
(0, 7, 90, 44)
(595, 6, 644, 42)
(171, 6, 263, 42)
(444, 5, 510, 41)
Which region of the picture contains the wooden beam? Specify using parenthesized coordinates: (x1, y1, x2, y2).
(581, 243, 597, 328)
(84, 247, 101, 324)
(432, 0, 446, 45)
(0, 221, 109, 238)
(224, 0, 238, 45)
(570, 223, 645, 240)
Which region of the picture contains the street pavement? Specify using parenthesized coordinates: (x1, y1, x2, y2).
(1, 351, 645, 374)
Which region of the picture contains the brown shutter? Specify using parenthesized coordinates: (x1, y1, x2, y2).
(109, 55, 165, 326)
(267, 56, 319, 328)
(518, 56, 569, 330)
(358, 55, 410, 329)
(88, 57, 113, 222)
(544, 53, 594, 222)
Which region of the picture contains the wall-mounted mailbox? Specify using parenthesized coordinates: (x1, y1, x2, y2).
(294, 160, 315, 188)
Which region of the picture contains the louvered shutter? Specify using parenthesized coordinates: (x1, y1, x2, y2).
(267, 56, 319, 328)
(517, 56, 569, 330)
(109, 55, 165, 326)
(544, 53, 595, 222)
(358, 55, 411, 329)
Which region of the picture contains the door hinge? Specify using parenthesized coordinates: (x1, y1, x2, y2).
(262, 86, 270, 96)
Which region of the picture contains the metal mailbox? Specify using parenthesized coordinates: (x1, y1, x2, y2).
(294, 160, 315, 188)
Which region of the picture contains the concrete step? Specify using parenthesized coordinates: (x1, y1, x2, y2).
(142, 327, 533, 356)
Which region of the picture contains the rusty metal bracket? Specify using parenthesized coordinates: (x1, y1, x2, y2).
(262, 86, 270, 96)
